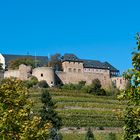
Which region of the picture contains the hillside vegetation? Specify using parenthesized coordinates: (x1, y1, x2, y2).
(30, 89, 125, 128)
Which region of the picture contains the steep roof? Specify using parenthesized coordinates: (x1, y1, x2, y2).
(62, 53, 119, 72)
(2, 54, 48, 66)
(61, 53, 82, 62)
(83, 60, 107, 69)
(103, 62, 119, 72)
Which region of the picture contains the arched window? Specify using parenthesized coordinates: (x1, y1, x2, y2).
(41, 73, 43, 77)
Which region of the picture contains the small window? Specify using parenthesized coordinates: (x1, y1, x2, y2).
(68, 68, 72, 72)
(41, 73, 43, 77)
(78, 69, 81, 72)
(73, 68, 76, 72)
(120, 79, 122, 84)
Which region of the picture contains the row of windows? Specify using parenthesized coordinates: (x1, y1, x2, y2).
(68, 68, 81, 73)
(84, 68, 108, 73)
(67, 62, 82, 65)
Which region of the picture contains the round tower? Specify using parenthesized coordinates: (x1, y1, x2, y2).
(32, 67, 55, 87)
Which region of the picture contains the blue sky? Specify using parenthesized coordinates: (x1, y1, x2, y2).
(0, 0, 140, 73)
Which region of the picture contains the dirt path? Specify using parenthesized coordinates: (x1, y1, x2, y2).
(60, 127, 123, 134)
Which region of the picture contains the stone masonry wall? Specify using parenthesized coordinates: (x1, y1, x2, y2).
(56, 71, 111, 88)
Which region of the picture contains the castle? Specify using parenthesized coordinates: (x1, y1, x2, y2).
(0, 53, 127, 89)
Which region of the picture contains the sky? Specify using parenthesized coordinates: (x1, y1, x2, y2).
(0, 0, 140, 73)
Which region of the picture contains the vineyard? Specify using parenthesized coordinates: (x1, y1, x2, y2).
(30, 89, 125, 128)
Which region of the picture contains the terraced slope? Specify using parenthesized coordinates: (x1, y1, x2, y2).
(30, 89, 125, 128)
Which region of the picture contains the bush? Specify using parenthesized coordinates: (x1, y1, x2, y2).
(30, 76, 38, 85)
(91, 79, 102, 90)
(62, 83, 81, 90)
(78, 80, 86, 87)
(85, 127, 95, 140)
(98, 126, 104, 130)
(82, 85, 93, 93)
(23, 76, 38, 88)
(96, 88, 107, 96)
(107, 132, 116, 140)
(38, 80, 48, 88)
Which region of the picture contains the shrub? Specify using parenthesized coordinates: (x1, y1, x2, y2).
(107, 132, 116, 140)
(85, 127, 95, 140)
(30, 76, 38, 85)
(23, 76, 38, 88)
(38, 80, 48, 88)
(96, 88, 107, 96)
(78, 80, 86, 87)
(62, 83, 81, 90)
(82, 85, 93, 93)
(98, 126, 104, 130)
(91, 79, 102, 92)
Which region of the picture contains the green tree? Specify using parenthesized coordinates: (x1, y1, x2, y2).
(39, 89, 62, 140)
(0, 78, 50, 140)
(48, 53, 62, 71)
(8, 57, 40, 69)
(91, 79, 106, 95)
(118, 33, 140, 140)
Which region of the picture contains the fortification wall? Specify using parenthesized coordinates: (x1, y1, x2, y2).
(4, 64, 32, 80)
(32, 67, 55, 87)
(62, 61, 84, 73)
(56, 71, 111, 88)
(19, 64, 32, 80)
(111, 77, 127, 90)
(4, 70, 20, 79)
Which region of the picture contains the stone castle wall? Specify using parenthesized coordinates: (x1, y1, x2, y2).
(59, 61, 112, 88)
(57, 71, 111, 88)
(3, 63, 126, 89)
(4, 64, 31, 80)
(111, 77, 127, 90)
(4, 70, 20, 79)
